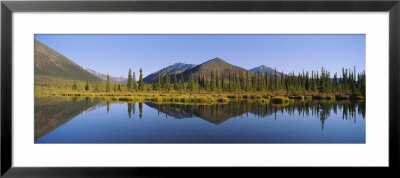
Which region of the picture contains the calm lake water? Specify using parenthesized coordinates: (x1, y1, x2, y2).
(35, 96, 365, 143)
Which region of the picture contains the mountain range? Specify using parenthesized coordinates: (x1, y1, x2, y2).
(34, 40, 284, 85)
(179, 57, 255, 82)
(249, 65, 284, 78)
(143, 63, 196, 83)
(35, 40, 126, 84)
(83, 67, 127, 83)
(143, 57, 258, 83)
(143, 58, 286, 83)
(34, 40, 102, 84)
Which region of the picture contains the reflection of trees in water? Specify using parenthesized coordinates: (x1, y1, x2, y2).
(144, 101, 365, 128)
(319, 104, 328, 131)
(139, 103, 143, 119)
(35, 97, 366, 142)
(276, 101, 365, 130)
(85, 97, 90, 106)
(128, 103, 132, 119)
(127, 103, 136, 119)
(106, 101, 110, 114)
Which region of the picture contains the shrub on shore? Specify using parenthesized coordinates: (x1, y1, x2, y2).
(271, 96, 290, 103)
(312, 94, 335, 100)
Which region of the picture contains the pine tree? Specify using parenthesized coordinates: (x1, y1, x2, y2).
(251, 76, 256, 91)
(229, 72, 233, 92)
(173, 71, 178, 90)
(281, 70, 284, 91)
(160, 73, 165, 90)
(210, 71, 216, 91)
(305, 72, 310, 91)
(257, 69, 262, 91)
(221, 76, 225, 90)
(216, 70, 220, 91)
(318, 67, 325, 93)
(179, 73, 184, 91)
(132, 72, 137, 91)
(127, 68, 132, 91)
(351, 66, 356, 94)
(264, 72, 269, 91)
(72, 81, 78, 90)
(165, 69, 170, 91)
(359, 70, 366, 96)
(333, 72, 338, 93)
(245, 71, 249, 92)
(85, 80, 89, 91)
(157, 72, 161, 91)
(274, 68, 277, 91)
(342, 68, 347, 92)
(94, 83, 99, 92)
(188, 73, 194, 91)
(238, 71, 243, 91)
(106, 74, 111, 92)
(204, 74, 208, 90)
(138, 68, 144, 91)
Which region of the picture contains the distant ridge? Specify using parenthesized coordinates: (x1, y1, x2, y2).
(143, 63, 196, 83)
(83, 67, 127, 84)
(249, 65, 284, 77)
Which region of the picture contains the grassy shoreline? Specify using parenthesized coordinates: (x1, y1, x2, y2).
(35, 90, 365, 104)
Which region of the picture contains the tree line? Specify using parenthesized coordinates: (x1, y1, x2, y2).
(148, 66, 365, 95)
(71, 66, 365, 96)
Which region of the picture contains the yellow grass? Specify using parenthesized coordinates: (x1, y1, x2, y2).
(34, 88, 364, 104)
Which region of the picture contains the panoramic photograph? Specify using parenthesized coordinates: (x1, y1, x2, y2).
(34, 34, 365, 143)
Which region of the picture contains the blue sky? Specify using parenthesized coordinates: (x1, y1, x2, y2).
(35, 34, 365, 78)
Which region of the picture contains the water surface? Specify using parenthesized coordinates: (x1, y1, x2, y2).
(35, 97, 365, 143)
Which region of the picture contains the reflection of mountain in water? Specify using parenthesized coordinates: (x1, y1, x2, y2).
(35, 97, 103, 140)
(145, 101, 277, 124)
(145, 101, 365, 128)
(35, 97, 366, 140)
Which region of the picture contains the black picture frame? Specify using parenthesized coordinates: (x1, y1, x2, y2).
(1, 0, 399, 177)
